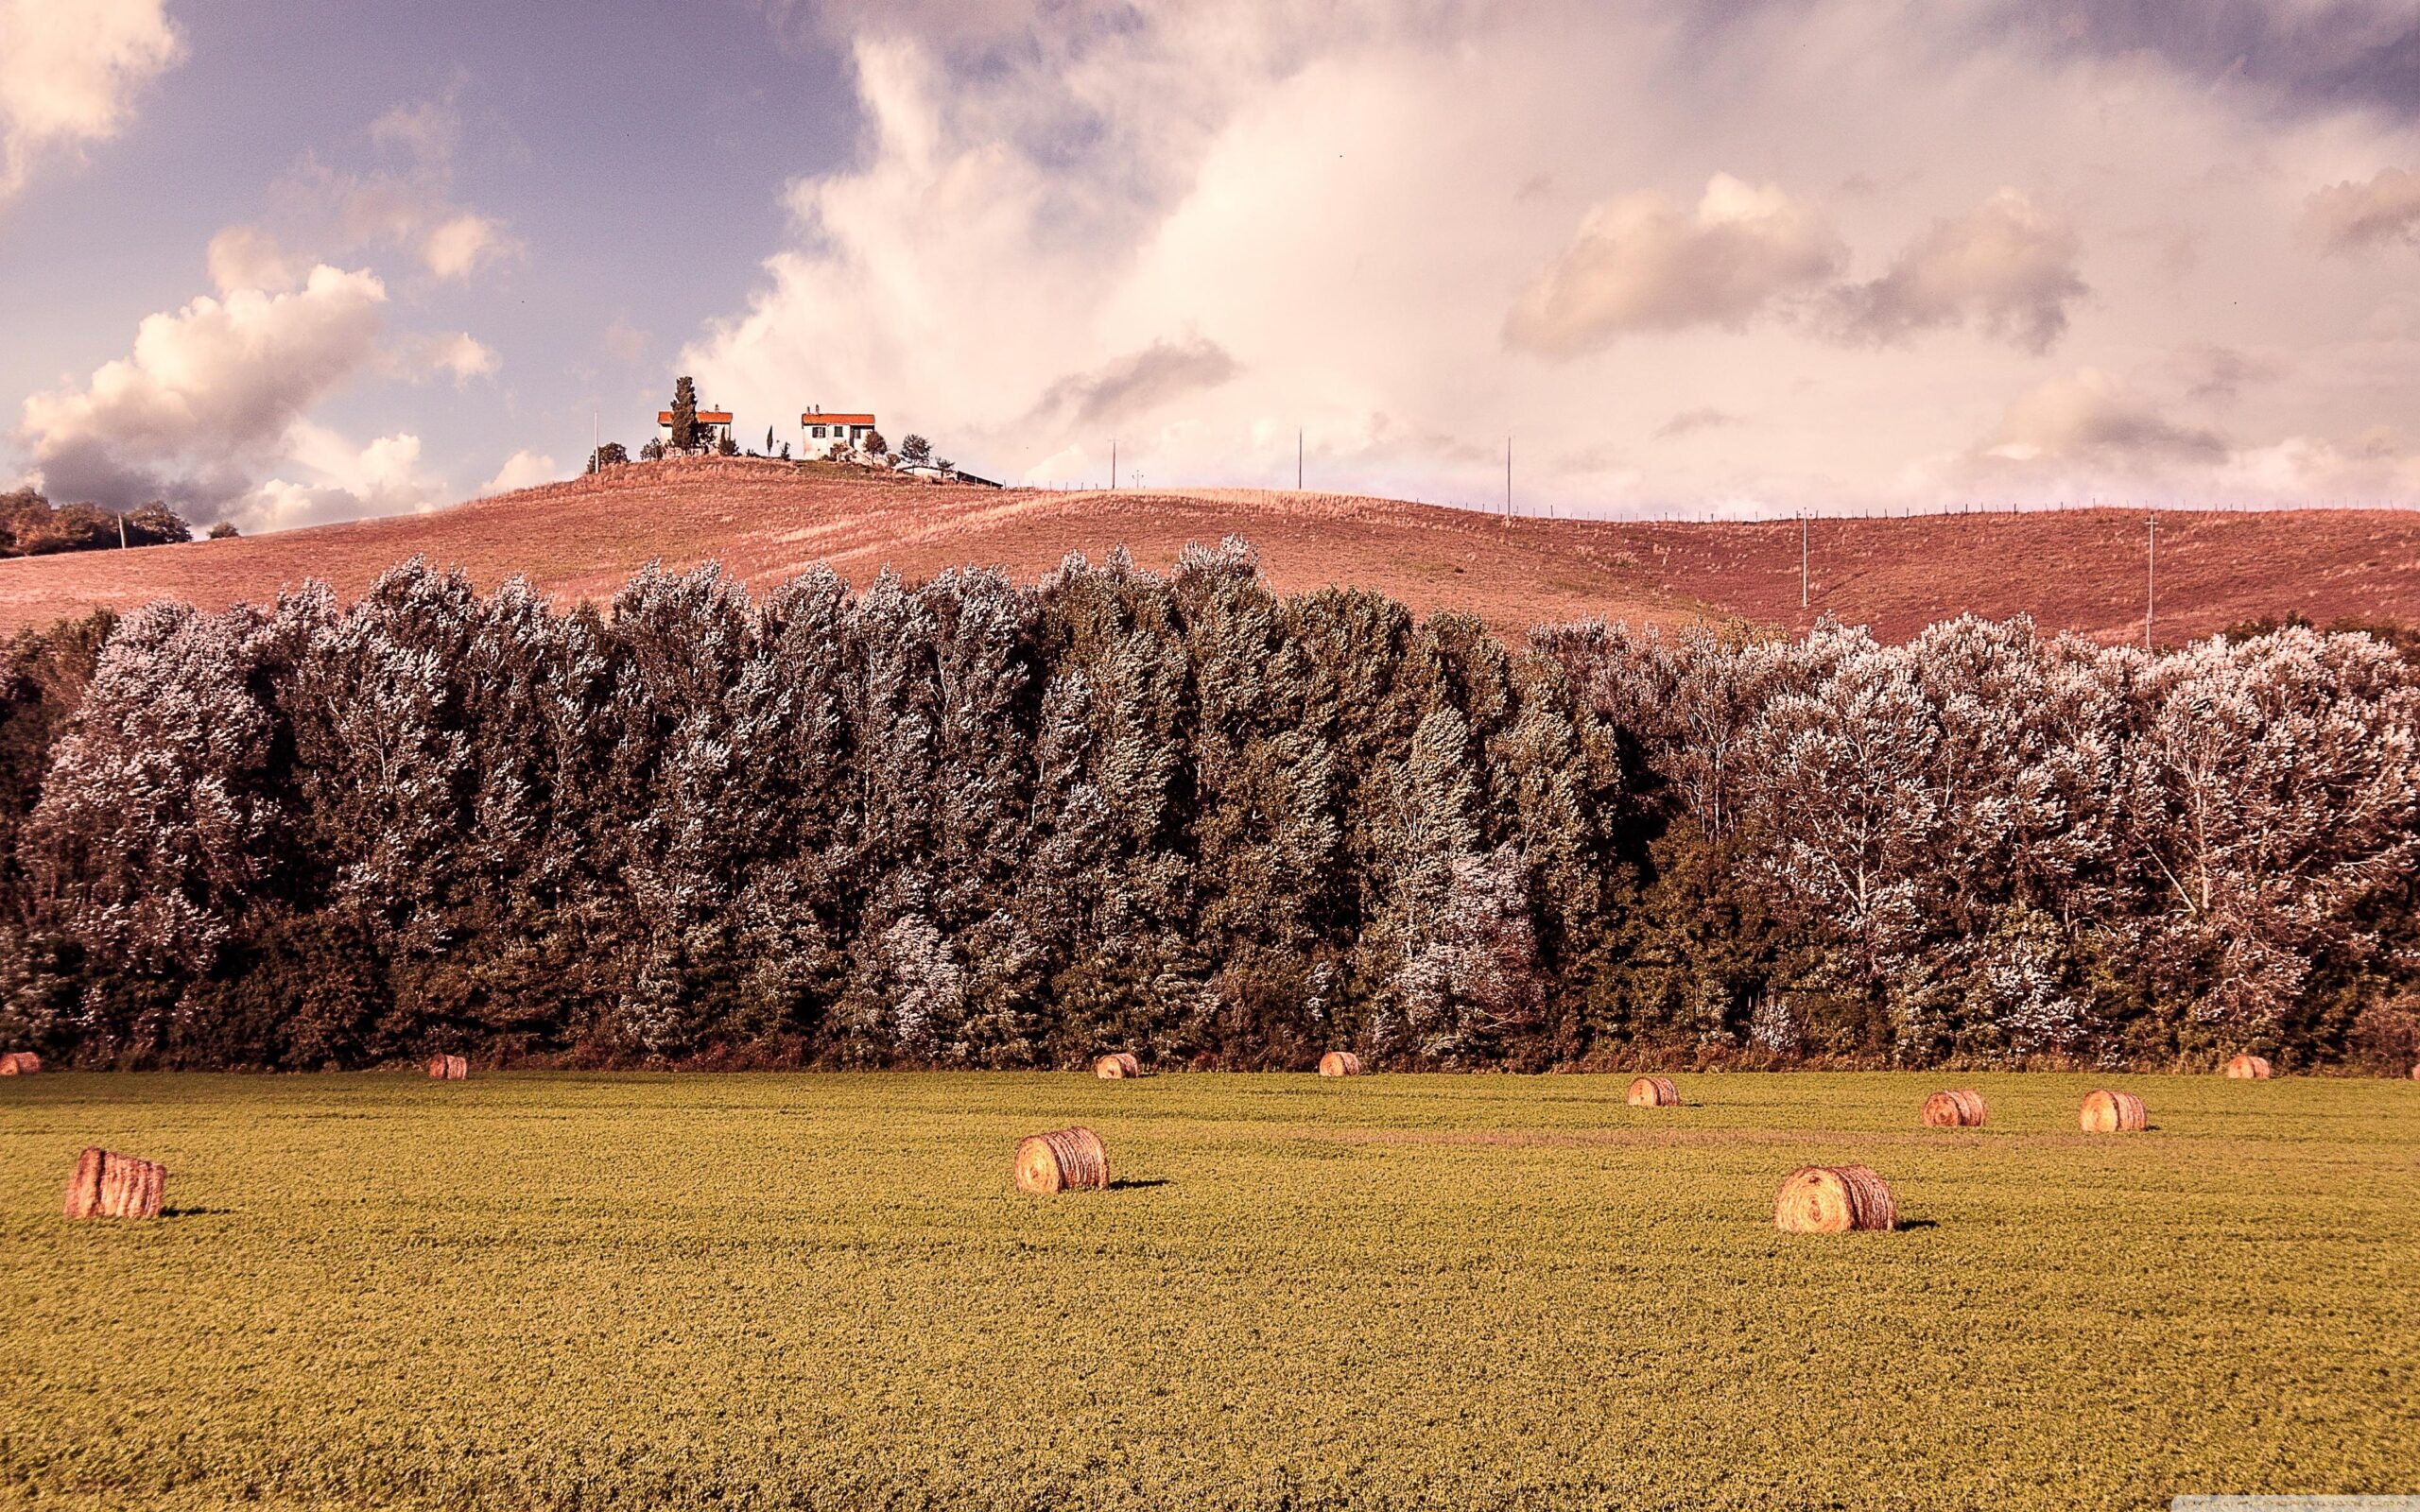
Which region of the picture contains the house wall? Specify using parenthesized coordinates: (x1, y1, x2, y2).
(801, 421, 874, 459)
(658, 420, 734, 449)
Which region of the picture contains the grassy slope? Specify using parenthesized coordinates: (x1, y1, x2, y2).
(6, 457, 2420, 640)
(3, 1071, 2414, 1511)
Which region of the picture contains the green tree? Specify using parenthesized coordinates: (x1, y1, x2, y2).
(669, 376, 700, 453)
(123, 503, 191, 546)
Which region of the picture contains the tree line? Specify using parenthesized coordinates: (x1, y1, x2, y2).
(2, 541, 2414, 1073)
(1, 489, 224, 557)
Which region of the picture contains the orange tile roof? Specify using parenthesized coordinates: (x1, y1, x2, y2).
(657, 410, 735, 424)
(801, 413, 876, 426)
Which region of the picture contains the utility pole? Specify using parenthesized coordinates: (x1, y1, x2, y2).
(116, 511, 128, 549)
(1800, 512, 1808, 610)
(2145, 514, 2158, 650)
(1111, 439, 1117, 490)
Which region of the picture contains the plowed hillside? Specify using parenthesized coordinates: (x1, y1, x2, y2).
(4, 456, 2417, 642)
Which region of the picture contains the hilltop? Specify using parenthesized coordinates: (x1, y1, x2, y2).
(3, 455, 2416, 641)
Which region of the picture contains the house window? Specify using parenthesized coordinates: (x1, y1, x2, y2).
(811, 425, 825, 438)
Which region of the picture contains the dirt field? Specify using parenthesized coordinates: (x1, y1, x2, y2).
(4, 457, 2418, 641)
(4, 1070, 2414, 1510)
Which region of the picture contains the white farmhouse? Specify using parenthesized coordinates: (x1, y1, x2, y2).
(801, 407, 878, 459)
(655, 405, 734, 451)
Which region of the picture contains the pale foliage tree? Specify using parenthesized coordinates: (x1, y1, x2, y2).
(2119, 627, 2420, 1040)
(26, 596, 317, 977)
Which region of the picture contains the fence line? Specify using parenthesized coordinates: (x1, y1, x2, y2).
(1005, 477, 2410, 524)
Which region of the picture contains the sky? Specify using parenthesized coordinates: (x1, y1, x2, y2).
(3, 0, 2419, 531)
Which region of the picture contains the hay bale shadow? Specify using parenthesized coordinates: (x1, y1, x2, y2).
(1107, 1177, 1170, 1191)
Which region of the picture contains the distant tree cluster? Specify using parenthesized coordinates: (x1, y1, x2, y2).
(1, 543, 2414, 1073)
(1, 490, 192, 557)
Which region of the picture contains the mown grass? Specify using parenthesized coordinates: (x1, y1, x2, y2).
(2, 1071, 2414, 1511)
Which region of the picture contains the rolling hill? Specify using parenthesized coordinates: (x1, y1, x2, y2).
(4, 455, 2417, 643)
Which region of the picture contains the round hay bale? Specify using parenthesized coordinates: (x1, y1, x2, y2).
(1013, 1126, 1109, 1194)
(63, 1147, 165, 1220)
(1318, 1051, 1362, 1078)
(0, 1051, 40, 1074)
(2079, 1089, 2147, 1132)
(1774, 1164, 1896, 1233)
(60, 1147, 102, 1220)
(426, 1054, 468, 1081)
(1626, 1074, 1679, 1108)
(1919, 1089, 1987, 1128)
(1094, 1052, 1141, 1080)
(2223, 1054, 2272, 1080)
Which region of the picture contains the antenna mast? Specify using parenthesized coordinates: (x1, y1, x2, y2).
(2145, 514, 2158, 649)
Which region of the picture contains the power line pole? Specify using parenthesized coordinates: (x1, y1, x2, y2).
(116, 511, 128, 550)
(1111, 439, 1117, 490)
(2145, 514, 2158, 649)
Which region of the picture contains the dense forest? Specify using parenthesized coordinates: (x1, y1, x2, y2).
(1, 540, 2414, 1073)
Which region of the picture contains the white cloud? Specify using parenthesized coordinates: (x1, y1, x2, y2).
(2304, 165, 2420, 253)
(250, 96, 517, 283)
(1031, 337, 1240, 428)
(216, 203, 506, 298)
(1506, 176, 1846, 355)
(1654, 407, 1741, 440)
(237, 425, 441, 532)
(311, 164, 513, 282)
(1984, 369, 2226, 465)
(2219, 428, 2420, 503)
(1830, 188, 2087, 352)
(480, 449, 560, 496)
(1949, 366, 2420, 507)
(419, 211, 507, 280)
(18, 264, 389, 507)
(682, 1, 2420, 515)
(2169, 343, 2289, 404)
(406, 331, 500, 386)
(369, 96, 460, 165)
(0, 0, 182, 206)
(205, 225, 304, 295)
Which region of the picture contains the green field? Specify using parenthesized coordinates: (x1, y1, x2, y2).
(3, 1072, 2415, 1511)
